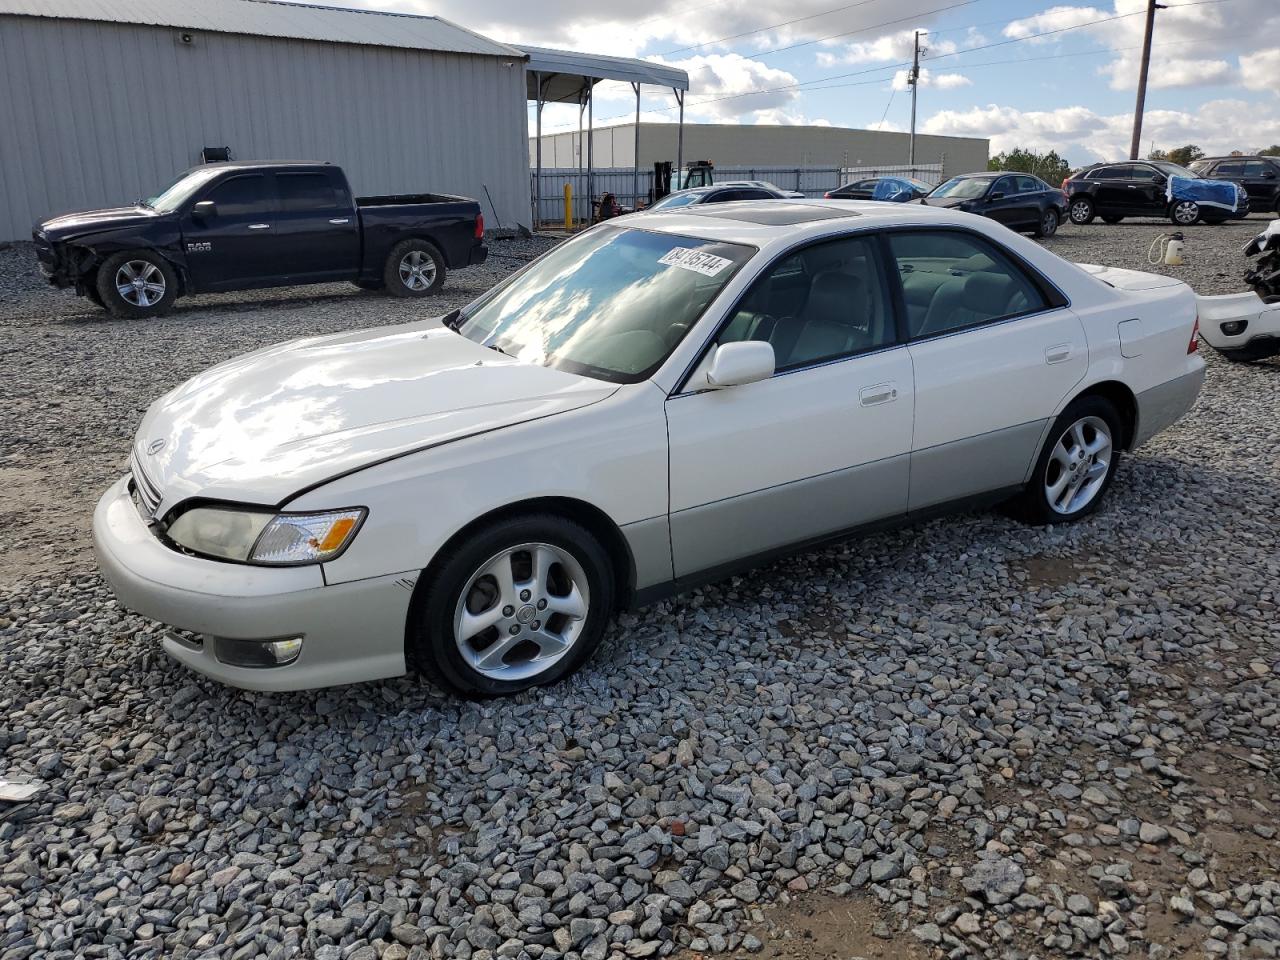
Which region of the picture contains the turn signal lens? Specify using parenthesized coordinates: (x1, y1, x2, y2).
(250, 509, 366, 565)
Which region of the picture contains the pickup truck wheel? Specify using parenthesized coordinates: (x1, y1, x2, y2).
(96, 251, 178, 318)
(1013, 396, 1121, 525)
(409, 514, 615, 698)
(385, 240, 445, 297)
(1068, 197, 1095, 225)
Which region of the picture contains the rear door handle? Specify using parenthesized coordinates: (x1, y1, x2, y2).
(859, 382, 898, 406)
(329, 217, 350, 224)
(248, 223, 271, 230)
(1045, 343, 1073, 364)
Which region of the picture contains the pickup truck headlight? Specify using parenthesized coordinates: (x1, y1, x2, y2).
(166, 506, 366, 565)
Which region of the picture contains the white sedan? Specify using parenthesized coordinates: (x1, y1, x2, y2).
(94, 201, 1205, 696)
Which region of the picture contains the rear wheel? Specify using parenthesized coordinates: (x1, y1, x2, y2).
(95, 251, 178, 318)
(1068, 197, 1095, 225)
(1034, 208, 1059, 238)
(384, 239, 445, 297)
(1014, 396, 1121, 525)
(409, 514, 615, 698)
(1170, 199, 1200, 226)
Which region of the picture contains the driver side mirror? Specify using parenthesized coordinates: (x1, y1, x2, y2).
(192, 200, 217, 220)
(1152, 174, 1165, 183)
(988, 191, 1005, 201)
(704, 341, 775, 389)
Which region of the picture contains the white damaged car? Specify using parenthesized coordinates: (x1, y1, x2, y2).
(94, 201, 1205, 696)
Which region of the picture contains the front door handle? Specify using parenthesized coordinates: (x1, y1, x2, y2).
(248, 223, 271, 230)
(1045, 343, 1073, 364)
(859, 382, 898, 406)
(329, 217, 350, 225)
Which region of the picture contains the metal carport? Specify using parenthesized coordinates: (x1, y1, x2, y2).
(520, 46, 689, 227)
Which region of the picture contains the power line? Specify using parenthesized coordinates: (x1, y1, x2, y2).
(659, 0, 885, 57)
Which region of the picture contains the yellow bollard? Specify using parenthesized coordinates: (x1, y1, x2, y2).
(564, 183, 573, 232)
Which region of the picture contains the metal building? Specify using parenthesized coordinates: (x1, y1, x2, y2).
(0, 0, 532, 241)
(533, 122, 990, 178)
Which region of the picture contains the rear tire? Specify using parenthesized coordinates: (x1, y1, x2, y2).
(408, 514, 615, 698)
(1014, 396, 1122, 525)
(384, 239, 445, 297)
(1034, 208, 1059, 238)
(1068, 197, 1095, 225)
(96, 251, 178, 318)
(1169, 199, 1200, 226)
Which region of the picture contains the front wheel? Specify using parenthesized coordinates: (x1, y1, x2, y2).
(95, 251, 178, 318)
(384, 239, 445, 297)
(1170, 199, 1200, 226)
(1034, 208, 1059, 238)
(1014, 397, 1121, 525)
(1068, 197, 1095, 225)
(409, 514, 615, 698)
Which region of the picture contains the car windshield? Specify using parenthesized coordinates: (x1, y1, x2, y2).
(649, 191, 704, 210)
(1151, 161, 1198, 179)
(145, 167, 224, 212)
(453, 226, 753, 383)
(930, 177, 994, 199)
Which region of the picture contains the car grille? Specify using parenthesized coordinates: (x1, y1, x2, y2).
(129, 451, 162, 520)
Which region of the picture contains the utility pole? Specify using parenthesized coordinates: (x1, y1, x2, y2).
(908, 30, 922, 166)
(1128, 0, 1163, 160)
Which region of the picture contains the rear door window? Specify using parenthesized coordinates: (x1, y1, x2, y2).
(1015, 176, 1042, 193)
(1216, 160, 1246, 176)
(276, 172, 341, 211)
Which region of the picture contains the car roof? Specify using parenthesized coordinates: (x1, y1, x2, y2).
(951, 171, 999, 179)
(1199, 155, 1270, 161)
(189, 160, 332, 171)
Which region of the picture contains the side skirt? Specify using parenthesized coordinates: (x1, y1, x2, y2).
(628, 484, 1025, 609)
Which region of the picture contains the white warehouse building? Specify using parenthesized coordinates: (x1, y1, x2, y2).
(0, 0, 533, 241)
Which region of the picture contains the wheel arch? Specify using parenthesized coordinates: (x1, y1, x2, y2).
(403, 496, 638, 656)
(1068, 379, 1138, 449)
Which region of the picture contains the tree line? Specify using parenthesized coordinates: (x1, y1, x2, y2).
(987, 145, 1280, 180)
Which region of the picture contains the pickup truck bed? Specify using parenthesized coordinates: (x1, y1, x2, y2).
(33, 161, 487, 318)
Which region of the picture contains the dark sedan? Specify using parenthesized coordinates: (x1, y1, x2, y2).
(922, 172, 1068, 237)
(648, 183, 790, 210)
(823, 176, 933, 201)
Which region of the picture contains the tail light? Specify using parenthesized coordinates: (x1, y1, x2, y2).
(1188, 315, 1199, 354)
(1061, 177, 1069, 191)
(474, 213, 484, 240)
(823, 191, 832, 199)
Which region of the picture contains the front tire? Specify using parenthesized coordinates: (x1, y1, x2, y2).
(384, 239, 445, 297)
(1068, 197, 1095, 225)
(1034, 208, 1059, 238)
(95, 251, 178, 318)
(1015, 397, 1121, 525)
(1170, 199, 1200, 226)
(409, 514, 615, 698)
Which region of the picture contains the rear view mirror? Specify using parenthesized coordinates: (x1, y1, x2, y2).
(192, 200, 217, 220)
(705, 341, 775, 388)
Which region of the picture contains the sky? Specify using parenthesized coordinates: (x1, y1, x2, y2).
(317, 0, 1280, 165)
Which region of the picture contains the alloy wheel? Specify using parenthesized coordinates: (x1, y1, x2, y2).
(453, 542, 590, 681)
(1045, 415, 1112, 515)
(1069, 200, 1091, 224)
(1042, 210, 1058, 236)
(398, 250, 437, 291)
(115, 260, 166, 307)
(1173, 201, 1199, 225)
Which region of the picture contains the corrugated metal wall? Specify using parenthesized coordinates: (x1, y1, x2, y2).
(0, 15, 531, 241)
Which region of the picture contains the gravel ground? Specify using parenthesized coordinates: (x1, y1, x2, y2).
(1, 215, 1278, 960)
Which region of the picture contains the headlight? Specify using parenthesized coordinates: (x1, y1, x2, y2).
(165, 506, 365, 565)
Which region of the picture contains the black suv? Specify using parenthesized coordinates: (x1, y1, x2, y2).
(1189, 156, 1280, 215)
(1062, 159, 1249, 226)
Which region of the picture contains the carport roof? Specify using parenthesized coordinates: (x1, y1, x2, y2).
(520, 45, 689, 103)
(0, 0, 525, 58)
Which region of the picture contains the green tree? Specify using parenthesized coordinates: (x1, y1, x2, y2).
(1148, 144, 1204, 166)
(1259, 144, 1280, 157)
(987, 147, 1071, 181)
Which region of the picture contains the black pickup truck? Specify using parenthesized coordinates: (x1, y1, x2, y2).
(33, 161, 488, 317)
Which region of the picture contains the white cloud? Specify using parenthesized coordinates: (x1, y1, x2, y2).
(816, 28, 957, 67)
(1241, 48, 1280, 93)
(922, 98, 1280, 164)
(1003, 5, 1107, 42)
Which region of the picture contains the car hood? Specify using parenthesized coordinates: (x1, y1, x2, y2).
(133, 321, 617, 511)
(38, 205, 161, 240)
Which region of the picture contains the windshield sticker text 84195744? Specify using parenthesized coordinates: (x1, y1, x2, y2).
(658, 247, 733, 277)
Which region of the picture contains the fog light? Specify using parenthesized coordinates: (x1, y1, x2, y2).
(214, 635, 303, 668)
(1221, 319, 1248, 336)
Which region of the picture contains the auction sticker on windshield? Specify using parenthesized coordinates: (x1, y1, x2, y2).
(658, 247, 734, 277)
